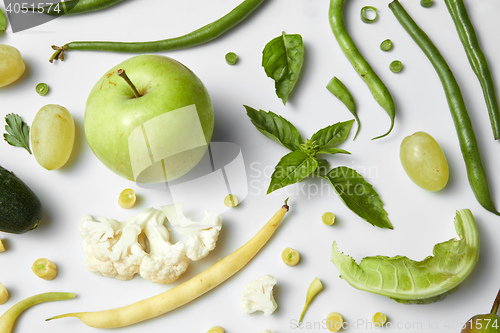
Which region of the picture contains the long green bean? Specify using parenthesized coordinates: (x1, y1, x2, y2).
(329, 0, 396, 140)
(444, 0, 500, 140)
(389, 0, 499, 215)
(50, 0, 265, 62)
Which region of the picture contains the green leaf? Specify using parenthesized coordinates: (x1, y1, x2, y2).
(331, 209, 479, 304)
(316, 147, 351, 155)
(245, 106, 303, 151)
(326, 76, 360, 139)
(267, 151, 318, 194)
(310, 120, 354, 150)
(322, 166, 392, 229)
(0, 7, 7, 32)
(3, 113, 31, 154)
(262, 32, 304, 105)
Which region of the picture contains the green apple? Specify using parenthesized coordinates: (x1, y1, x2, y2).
(84, 55, 214, 183)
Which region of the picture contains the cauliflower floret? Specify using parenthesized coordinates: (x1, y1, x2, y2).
(139, 216, 189, 284)
(241, 275, 278, 316)
(161, 203, 222, 261)
(78, 209, 159, 281)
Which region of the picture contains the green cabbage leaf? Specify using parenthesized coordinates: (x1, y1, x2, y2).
(331, 209, 479, 304)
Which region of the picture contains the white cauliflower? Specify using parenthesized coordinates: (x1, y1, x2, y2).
(79, 206, 221, 284)
(79, 214, 146, 281)
(161, 203, 222, 261)
(241, 275, 278, 316)
(139, 214, 189, 284)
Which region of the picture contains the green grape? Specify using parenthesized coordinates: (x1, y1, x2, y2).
(0, 44, 26, 88)
(400, 131, 448, 191)
(31, 104, 75, 170)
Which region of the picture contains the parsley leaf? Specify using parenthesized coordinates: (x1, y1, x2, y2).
(4, 113, 32, 154)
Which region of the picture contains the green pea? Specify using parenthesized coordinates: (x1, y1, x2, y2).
(420, 0, 434, 8)
(380, 39, 393, 52)
(389, 60, 403, 73)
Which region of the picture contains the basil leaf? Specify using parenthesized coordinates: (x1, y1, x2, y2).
(245, 106, 303, 151)
(316, 147, 351, 155)
(310, 120, 354, 150)
(268, 151, 318, 194)
(262, 32, 304, 105)
(323, 166, 392, 229)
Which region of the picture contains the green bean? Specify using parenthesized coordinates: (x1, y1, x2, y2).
(329, 0, 395, 140)
(225, 52, 238, 65)
(25, 0, 125, 16)
(444, 0, 500, 140)
(326, 76, 360, 139)
(50, 0, 265, 63)
(360, 6, 378, 24)
(389, 0, 499, 215)
(35, 83, 50, 96)
(0, 292, 75, 332)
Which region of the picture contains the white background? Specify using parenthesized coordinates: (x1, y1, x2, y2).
(1, 0, 500, 332)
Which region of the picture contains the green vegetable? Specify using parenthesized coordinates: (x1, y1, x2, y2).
(389, 60, 403, 73)
(326, 76, 360, 139)
(35, 83, 49, 96)
(389, 0, 499, 215)
(225, 52, 238, 65)
(262, 32, 304, 105)
(444, 0, 500, 140)
(50, 0, 265, 62)
(0, 165, 43, 234)
(245, 106, 392, 229)
(3, 114, 31, 154)
(360, 6, 378, 23)
(461, 289, 500, 333)
(420, 0, 434, 8)
(332, 209, 479, 304)
(0, 292, 75, 332)
(25, 0, 125, 16)
(329, 0, 395, 140)
(380, 39, 393, 51)
(299, 278, 323, 322)
(0, 7, 7, 32)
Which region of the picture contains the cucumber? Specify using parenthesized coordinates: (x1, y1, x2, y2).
(0, 165, 42, 234)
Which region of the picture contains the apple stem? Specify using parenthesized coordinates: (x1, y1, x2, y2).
(117, 69, 141, 98)
(491, 289, 500, 314)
